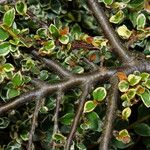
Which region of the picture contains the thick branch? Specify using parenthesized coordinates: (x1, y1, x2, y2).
(99, 76, 119, 150)
(1, 60, 150, 115)
(65, 83, 91, 150)
(87, 0, 133, 63)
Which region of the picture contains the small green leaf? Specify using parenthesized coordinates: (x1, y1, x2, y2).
(126, 88, 136, 100)
(59, 113, 74, 125)
(93, 87, 107, 102)
(3, 8, 15, 27)
(52, 133, 66, 142)
(71, 24, 81, 34)
(12, 71, 23, 87)
(140, 72, 150, 81)
(15, 1, 27, 15)
(134, 123, 150, 136)
(0, 28, 9, 41)
(0, 42, 11, 56)
(76, 143, 86, 150)
(50, 0, 61, 14)
(85, 112, 102, 131)
(136, 13, 146, 29)
(59, 35, 69, 44)
(39, 70, 49, 80)
(3, 63, 14, 72)
(7, 88, 20, 99)
(144, 79, 150, 89)
(118, 80, 129, 92)
(139, 89, 150, 108)
(109, 10, 124, 24)
(116, 129, 131, 144)
(72, 66, 84, 74)
(44, 40, 55, 50)
(117, 25, 132, 39)
(103, 0, 113, 5)
(121, 93, 129, 101)
(122, 107, 131, 120)
(128, 74, 141, 86)
(0, 117, 10, 129)
(83, 101, 97, 113)
(36, 28, 48, 38)
(49, 24, 60, 38)
(20, 131, 29, 141)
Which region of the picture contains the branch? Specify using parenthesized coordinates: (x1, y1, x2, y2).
(0, 0, 7, 4)
(52, 90, 63, 150)
(28, 97, 45, 150)
(87, 0, 133, 63)
(31, 50, 72, 78)
(1, 60, 150, 115)
(99, 76, 119, 150)
(65, 83, 91, 150)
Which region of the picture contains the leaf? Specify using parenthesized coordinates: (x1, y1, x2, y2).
(122, 107, 131, 120)
(0, 42, 11, 56)
(52, 133, 66, 142)
(70, 23, 81, 37)
(136, 85, 145, 95)
(83, 101, 97, 113)
(144, 79, 150, 89)
(93, 87, 107, 102)
(15, 1, 27, 15)
(134, 123, 150, 136)
(116, 129, 131, 144)
(140, 72, 150, 81)
(6, 88, 20, 99)
(139, 89, 150, 108)
(0, 28, 9, 41)
(59, 35, 69, 44)
(109, 10, 124, 24)
(3, 63, 14, 72)
(85, 112, 102, 131)
(103, 0, 113, 5)
(0, 117, 10, 129)
(72, 66, 84, 74)
(59, 113, 74, 125)
(117, 72, 128, 81)
(136, 13, 146, 29)
(118, 80, 129, 92)
(126, 88, 136, 100)
(12, 71, 23, 87)
(3, 8, 15, 27)
(20, 130, 29, 141)
(127, 74, 141, 86)
(117, 25, 132, 39)
(50, 0, 61, 14)
(49, 24, 60, 38)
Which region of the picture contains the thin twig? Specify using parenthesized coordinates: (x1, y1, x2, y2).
(65, 83, 91, 150)
(82, 57, 99, 71)
(27, 98, 45, 150)
(31, 50, 72, 78)
(52, 90, 63, 150)
(99, 76, 119, 150)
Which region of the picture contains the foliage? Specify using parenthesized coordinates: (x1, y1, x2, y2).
(0, 0, 150, 150)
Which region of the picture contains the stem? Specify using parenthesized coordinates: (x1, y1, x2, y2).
(87, 0, 133, 63)
(99, 76, 119, 150)
(65, 83, 91, 150)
